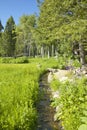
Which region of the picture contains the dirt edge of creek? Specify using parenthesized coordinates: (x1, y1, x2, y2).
(36, 73, 62, 130)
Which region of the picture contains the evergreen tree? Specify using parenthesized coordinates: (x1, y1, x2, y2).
(0, 20, 4, 33)
(0, 20, 4, 56)
(3, 16, 16, 57)
(58, 0, 87, 64)
(36, 0, 87, 62)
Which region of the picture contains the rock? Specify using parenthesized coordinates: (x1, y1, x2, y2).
(82, 70, 87, 74)
(74, 66, 87, 77)
(56, 106, 60, 112)
(52, 91, 60, 98)
(48, 72, 53, 83)
(47, 68, 58, 73)
(59, 76, 68, 82)
(47, 69, 70, 83)
(54, 114, 58, 121)
(53, 70, 70, 81)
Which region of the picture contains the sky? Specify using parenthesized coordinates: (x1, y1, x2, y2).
(0, 0, 39, 26)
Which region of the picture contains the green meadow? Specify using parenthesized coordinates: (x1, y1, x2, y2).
(0, 64, 39, 130)
(0, 58, 58, 130)
(0, 57, 87, 130)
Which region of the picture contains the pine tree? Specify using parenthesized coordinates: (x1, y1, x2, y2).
(0, 20, 4, 32)
(3, 16, 16, 57)
(36, 0, 87, 63)
(0, 20, 4, 56)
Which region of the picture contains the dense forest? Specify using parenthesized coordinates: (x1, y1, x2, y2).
(0, 0, 87, 64)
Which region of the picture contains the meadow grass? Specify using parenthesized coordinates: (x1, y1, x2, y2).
(0, 64, 39, 130)
(0, 58, 59, 130)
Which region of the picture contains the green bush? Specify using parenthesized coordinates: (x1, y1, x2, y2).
(72, 59, 81, 67)
(56, 56, 66, 69)
(50, 79, 61, 91)
(0, 57, 29, 64)
(51, 77, 87, 130)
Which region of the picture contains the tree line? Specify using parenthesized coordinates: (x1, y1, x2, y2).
(0, 0, 87, 64)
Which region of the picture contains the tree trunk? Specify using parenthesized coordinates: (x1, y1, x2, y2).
(41, 45, 44, 58)
(79, 43, 85, 65)
(28, 45, 31, 57)
(52, 44, 54, 57)
(47, 46, 50, 59)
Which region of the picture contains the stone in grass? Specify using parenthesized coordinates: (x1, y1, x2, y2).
(54, 112, 62, 121)
(52, 91, 60, 98)
(59, 76, 68, 82)
(48, 72, 53, 83)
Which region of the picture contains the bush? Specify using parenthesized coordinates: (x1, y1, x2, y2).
(50, 79, 61, 91)
(51, 77, 87, 130)
(72, 59, 81, 67)
(0, 57, 29, 64)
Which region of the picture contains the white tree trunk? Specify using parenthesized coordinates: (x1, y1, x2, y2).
(48, 46, 50, 59)
(41, 45, 44, 58)
(79, 43, 85, 65)
(52, 44, 54, 57)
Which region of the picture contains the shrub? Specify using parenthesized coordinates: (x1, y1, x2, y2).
(51, 77, 87, 130)
(0, 57, 29, 64)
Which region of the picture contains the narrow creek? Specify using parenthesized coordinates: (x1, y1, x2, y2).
(36, 73, 62, 130)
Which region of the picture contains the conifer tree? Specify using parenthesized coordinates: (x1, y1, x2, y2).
(36, 0, 87, 63)
(0, 20, 4, 33)
(0, 20, 4, 56)
(3, 16, 16, 57)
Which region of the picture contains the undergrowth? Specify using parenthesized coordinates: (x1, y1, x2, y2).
(51, 76, 87, 130)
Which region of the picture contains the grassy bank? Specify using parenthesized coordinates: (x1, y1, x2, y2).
(0, 58, 58, 130)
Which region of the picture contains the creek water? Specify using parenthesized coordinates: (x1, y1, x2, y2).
(36, 73, 62, 130)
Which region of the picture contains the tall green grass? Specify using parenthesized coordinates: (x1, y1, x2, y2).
(0, 64, 39, 130)
(0, 58, 59, 130)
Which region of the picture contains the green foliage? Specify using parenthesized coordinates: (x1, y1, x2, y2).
(13, 57, 29, 63)
(0, 0, 87, 62)
(0, 57, 29, 63)
(36, 0, 87, 63)
(0, 20, 4, 32)
(72, 59, 81, 67)
(50, 79, 61, 91)
(2, 16, 16, 57)
(51, 76, 87, 130)
(16, 15, 36, 57)
(0, 58, 59, 129)
(78, 110, 87, 130)
(78, 124, 87, 130)
(0, 64, 39, 130)
(56, 56, 67, 69)
(56, 56, 81, 69)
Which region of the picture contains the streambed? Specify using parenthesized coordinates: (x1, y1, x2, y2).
(36, 73, 61, 130)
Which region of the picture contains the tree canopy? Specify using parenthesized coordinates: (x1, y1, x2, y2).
(0, 0, 86, 64)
